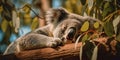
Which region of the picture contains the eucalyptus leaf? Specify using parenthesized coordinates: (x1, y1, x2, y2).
(1, 19, 8, 32)
(23, 13, 31, 25)
(22, 4, 31, 13)
(9, 21, 13, 27)
(104, 22, 114, 37)
(102, 2, 115, 18)
(31, 17, 39, 30)
(80, 21, 89, 32)
(94, 22, 100, 29)
(113, 15, 120, 34)
(91, 46, 98, 60)
(12, 10, 17, 27)
(82, 34, 89, 43)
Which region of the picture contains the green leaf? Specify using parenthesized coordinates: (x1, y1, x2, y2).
(104, 2, 109, 8)
(23, 13, 31, 25)
(1, 19, 8, 32)
(104, 22, 114, 37)
(91, 46, 98, 60)
(94, 22, 100, 29)
(9, 21, 13, 27)
(102, 2, 115, 18)
(113, 15, 120, 34)
(22, 4, 31, 13)
(31, 17, 39, 30)
(82, 34, 89, 42)
(12, 10, 17, 27)
(80, 21, 89, 32)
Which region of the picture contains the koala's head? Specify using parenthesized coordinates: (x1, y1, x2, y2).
(46, 8, 101, 44)
(46, 8, 82, 43)
(53, 19, 82, 43)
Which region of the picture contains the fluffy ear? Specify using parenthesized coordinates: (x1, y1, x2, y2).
(45, 8, 69, 24)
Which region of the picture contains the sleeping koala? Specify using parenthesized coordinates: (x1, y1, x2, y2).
(4, 8, 100, 55)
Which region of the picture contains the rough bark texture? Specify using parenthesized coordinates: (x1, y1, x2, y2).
(0, 42, 82, 60)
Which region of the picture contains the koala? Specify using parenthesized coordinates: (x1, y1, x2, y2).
(3, 8, 101, 55)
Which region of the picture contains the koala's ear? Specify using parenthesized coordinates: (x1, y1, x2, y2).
(57, 7, 70, 14)
(45, 8, 69, 24)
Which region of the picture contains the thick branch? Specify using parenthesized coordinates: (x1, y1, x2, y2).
(0, 42, 82, 60)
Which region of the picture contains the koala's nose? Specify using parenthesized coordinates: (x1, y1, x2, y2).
(66, 27, 76, 40)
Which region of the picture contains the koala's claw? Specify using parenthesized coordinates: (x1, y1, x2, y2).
(53, 38, 62, 45)
(54, 38, 64, 46)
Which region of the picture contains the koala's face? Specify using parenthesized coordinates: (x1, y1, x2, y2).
(62, 19, 82, 43)
(46, 8, 100, 44)
(53, 19, 82, 43)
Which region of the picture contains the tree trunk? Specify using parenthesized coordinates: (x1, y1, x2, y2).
(39, 0, 51, 27)
(0, 42, 82, 60)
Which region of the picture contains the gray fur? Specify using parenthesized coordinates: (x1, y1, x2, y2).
(4, 8, 101, 55)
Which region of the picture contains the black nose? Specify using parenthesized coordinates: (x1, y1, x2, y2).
(67, 27, 76, 40)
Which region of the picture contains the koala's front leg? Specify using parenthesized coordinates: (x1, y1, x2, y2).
(17, 33, 63, 51)
(46, 38, 63, 48)
(53, 26, 67, 44)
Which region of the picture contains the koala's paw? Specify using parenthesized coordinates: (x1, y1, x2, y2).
(54, 38, 64, 46)
(47, 38, 63, 48)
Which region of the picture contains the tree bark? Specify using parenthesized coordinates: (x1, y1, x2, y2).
(0, 42, 82, 60)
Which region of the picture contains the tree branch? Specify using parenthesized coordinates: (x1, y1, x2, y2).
(0, 42, 82, 60)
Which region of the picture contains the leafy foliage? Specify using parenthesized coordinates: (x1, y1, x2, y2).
(103, 22, 114, 37)
(0, 0, 14, 21)
(0, 0, 39, 53)
(64, 0, 120, 60)
(64, 0, 120, 40)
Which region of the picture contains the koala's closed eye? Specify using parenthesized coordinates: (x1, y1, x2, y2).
(66, 27, 76, 40)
